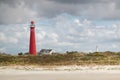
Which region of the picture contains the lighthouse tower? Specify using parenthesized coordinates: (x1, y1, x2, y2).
(29, 20, 36, 55)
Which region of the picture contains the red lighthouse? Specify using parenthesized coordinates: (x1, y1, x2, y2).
(29, 20, 36, 55)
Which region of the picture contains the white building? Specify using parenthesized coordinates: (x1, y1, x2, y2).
(38, 49, 55, 55)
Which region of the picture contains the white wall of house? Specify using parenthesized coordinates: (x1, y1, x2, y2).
(39, 49, 55, 55)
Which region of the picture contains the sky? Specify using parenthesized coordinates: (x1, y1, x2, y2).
(0, 0, 120, 54)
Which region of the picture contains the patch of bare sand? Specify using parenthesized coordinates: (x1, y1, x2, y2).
(0, 65, 120, 80)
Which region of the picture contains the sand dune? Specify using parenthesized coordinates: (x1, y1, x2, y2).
(0, 65, 120, 80)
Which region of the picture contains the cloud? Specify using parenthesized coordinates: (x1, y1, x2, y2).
(0, 24, 30, 53)
(0, 32, 6, 42)
(24, 0, 120, 20)
(0, 47, 6, 52)
(0, 0, 20, 6)
(50, 0, 110, 4)
(0, 0, 37, 24)
(35, 14, 120, 52)
(1, 0, 120, 24)
(1, 13, 120, 54)
(0, 32, 18, 44)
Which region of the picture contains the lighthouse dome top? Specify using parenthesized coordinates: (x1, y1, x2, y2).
(30, 20, 35, 27)
(31, 20, 34, 24)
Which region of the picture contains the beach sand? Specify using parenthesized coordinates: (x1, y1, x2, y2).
(0, 65, 120, 80)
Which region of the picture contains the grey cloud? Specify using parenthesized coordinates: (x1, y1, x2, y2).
(0, 0, 22, 7)
(26, 0, 120, 19)
(0, 0, 37, 24)
(50, 0, 110, 4)
(0, 0, 120, 24)
(25, 0, 120, 20)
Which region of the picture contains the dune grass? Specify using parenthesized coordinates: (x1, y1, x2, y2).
(0, 51, 120, 66)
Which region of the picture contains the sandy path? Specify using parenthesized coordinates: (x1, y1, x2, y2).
(0, 70, 120, 80)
